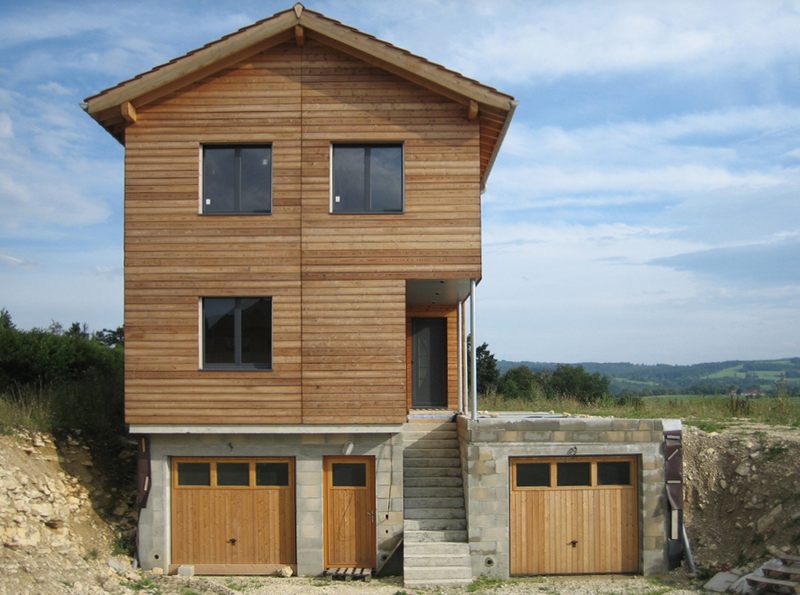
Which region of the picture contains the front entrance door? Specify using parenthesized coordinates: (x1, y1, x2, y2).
(323, 456, 376, 569)
(411, 317, 447, 407)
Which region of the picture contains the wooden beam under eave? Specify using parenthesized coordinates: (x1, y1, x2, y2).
(294, 25, 305, 47)
(467, 100, 479, 121)
(120, 101, 137, 123)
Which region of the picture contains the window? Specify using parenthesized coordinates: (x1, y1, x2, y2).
(332, 144, 403, 213)
(217, 462, 249, 486)
(256, 462, 290, 486)
(556, 462, 591, 486)
(598, 461, 631, 485)
(177, 462, 211, 486)
(202, 145, 271, 213)
(332, 463, 367, 486)
(203, 297, 272, 369)
(516, 463, 550, 487)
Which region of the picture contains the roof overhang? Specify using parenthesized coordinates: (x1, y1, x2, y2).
(83, 3, 515, 189)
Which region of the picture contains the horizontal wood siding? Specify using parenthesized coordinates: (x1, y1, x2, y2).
(302, 280, 406, 424)
(124, 44, 303, 424)
(123, 40, 480, 425)
(300, 39, 481, 281)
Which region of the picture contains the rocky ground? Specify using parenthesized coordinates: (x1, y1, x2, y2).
(0, 422, 798, 594)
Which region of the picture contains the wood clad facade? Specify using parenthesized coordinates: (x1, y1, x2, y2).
(123, 39, 481, 425)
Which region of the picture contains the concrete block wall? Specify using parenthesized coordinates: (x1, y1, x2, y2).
(137, 431, 403, 575)
(456, 415, 668, 579)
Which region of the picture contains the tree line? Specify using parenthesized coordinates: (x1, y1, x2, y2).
(476, 342, 610, 403)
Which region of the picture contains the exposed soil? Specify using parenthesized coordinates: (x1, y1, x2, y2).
(1, 422, 798, 594)
(683, 422, 800, 575)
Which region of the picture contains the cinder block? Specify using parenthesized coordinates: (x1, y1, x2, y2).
(638, 420, 654, 431)
(522, 431, 552, 442)
(626, 431, 652, 443)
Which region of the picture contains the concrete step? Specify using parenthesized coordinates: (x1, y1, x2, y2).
(404, 508, 466, 520)
(405, 541, 470, 555)
(404, 457, 461, 468)
(404, 438, 460, 449)
(404, 497, 465, 509)
(404, 578, 473, 588)
(404, 529, 468, 543)
(404, 565, 473, 580)
(404, 518, 467, 531)
(404, 448, 459, 459)
(404, 486, 464, 498)
(404, 466, 462, 478)
(404, 476, 463, 488)
(405, 555, 470, 568)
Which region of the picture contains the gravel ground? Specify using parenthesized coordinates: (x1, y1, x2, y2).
(162, 572, 700, 594)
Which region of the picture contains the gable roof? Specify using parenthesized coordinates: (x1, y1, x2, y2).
(83, 3, 516, 190)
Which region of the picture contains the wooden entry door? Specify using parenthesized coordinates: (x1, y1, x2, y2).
(323, 456, 376, 568)
(510, 456, 639, 575)
(411, 317, 447, 407)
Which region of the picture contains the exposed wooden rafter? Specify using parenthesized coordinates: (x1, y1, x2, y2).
(467, 100, 478, 121)
(120, 101, 138, 123)
(294, 25, 305, 47)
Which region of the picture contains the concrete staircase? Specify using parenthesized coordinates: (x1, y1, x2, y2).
(403, 418, 473, 588)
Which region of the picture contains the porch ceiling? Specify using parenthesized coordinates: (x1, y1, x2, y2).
(406, 279, 471, 306)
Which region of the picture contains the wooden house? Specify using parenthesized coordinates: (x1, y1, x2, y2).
(85, 4, 674, 585)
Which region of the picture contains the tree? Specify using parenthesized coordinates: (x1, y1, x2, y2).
(0, 308, 14, 330)
(476, 342, 499, 395)
(547, 364, 610, 404)
(94, 326, 125, 349)
(498, 365, 539, 399)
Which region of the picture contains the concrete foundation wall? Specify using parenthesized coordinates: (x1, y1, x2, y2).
(137, 432, 403, 576)
(457, 415, 669, 579)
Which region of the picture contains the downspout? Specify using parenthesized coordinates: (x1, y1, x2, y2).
(462, 300, 469, 418)
(470, 279, 478, 421)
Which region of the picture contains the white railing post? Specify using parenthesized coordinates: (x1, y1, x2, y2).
(461, 299, 469, 418)
(470, 279, 478, 421)
(457, 300, 463, 414)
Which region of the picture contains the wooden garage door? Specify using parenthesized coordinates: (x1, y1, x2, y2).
(510, 456, 639, 575)
(171, 457, 295, 574)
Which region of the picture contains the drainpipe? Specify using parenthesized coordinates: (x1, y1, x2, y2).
(470, 279, 478, 421)
(457, 299, 463, 414)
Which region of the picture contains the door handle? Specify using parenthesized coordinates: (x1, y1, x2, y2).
(228, 538, 237, 546)
(568, 539, 578, 548)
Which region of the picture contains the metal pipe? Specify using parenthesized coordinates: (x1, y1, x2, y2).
(681, 523, 696, 573)
(457, 299, 463, 414)
(462, 299, 469, 418)
(470, 279, 478, 421)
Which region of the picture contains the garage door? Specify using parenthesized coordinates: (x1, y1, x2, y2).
(171, 457, 295, 574)
(510, 456, 639, 575)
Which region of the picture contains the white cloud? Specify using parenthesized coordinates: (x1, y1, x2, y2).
(0, 251, 35, 267)
(37, 82, 74, 96)
(0, 112, 12, 138)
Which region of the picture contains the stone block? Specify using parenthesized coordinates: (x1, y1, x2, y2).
(177, 565, 194, 578)
(612, 419, 638, 431)
(557, 418, 590, 431)
(638, 420, 654, 431)
(522, 431, 552, 442)
(626, 431, 652, 443)
(296, 484, 320, 499)
(572, 431, 601, 442)
(703, 571, 742, 593)
(552, 431, 569, 441)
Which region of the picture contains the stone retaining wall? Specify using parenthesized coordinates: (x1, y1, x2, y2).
(457, 415, 670, 578)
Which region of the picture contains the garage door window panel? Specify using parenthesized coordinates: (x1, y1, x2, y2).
(256, 462, 290, 487)
(516, 463, 551, 487)
(557, 462, 591, 487)
(177, 462, 211, 487)
(217, 462, 250, 487)
(598, 461, 632, 486)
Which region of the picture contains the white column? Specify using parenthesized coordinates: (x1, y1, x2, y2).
(470, 279, 478, 421)
(461, 299, 469, 417)
(457, 300, 463, 413)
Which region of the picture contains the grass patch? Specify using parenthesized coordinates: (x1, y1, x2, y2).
(468, 574, 508, 592)
(84, 547, 99, 561)
(687, 420, 727, 433)
(123, 577, 160, 593)
(112, 532, 135, 556)
(225, 579, 251, 591)
(479, 393, 800, 426)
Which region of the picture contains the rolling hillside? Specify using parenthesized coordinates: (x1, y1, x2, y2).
(496, 358, 800, 396)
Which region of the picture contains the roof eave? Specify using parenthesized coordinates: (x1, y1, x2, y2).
(481, 99, 518, 192)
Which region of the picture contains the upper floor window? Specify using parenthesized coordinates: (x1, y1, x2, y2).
(332, 144, 403, 213)
(202, 145, 271, 214)
(202, 297, 272, 369)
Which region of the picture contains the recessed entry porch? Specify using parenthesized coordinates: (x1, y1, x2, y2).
(406, 279, 479, 417)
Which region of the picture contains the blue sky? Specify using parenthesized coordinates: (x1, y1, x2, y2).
(0, 0, 798, 364)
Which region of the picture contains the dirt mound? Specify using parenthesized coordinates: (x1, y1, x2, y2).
(683, 423, 800, 574)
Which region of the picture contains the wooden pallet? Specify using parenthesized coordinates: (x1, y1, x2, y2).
(746, 574, 800, 594)
(322, 567, 372, 582)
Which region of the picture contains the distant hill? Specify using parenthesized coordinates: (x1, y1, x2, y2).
(496, 358, 800, 396)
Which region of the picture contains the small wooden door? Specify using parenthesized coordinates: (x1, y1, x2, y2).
(411, 317, 447, 407)
(323, 456, 376, 568)
(510, 456, 639, 575)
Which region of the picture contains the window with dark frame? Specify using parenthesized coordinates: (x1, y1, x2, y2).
(203, 145, 271, 214)
(332, 144, 403, 213)
(203, 297, 272, 369)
